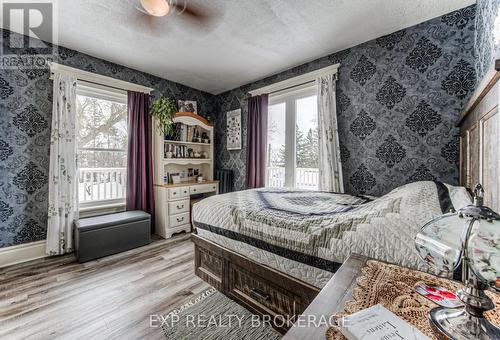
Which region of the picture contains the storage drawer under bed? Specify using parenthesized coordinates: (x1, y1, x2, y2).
(192, 234, 319, 334)
(228, 263, 302, 324)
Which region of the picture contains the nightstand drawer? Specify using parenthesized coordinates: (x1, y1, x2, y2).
(169, 212, 190, 227)
(168, 199, 189, 214)
(190, 183, 217, 195)
(168, 187, 189, 200)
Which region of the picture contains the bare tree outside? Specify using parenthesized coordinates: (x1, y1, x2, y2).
(76, 95, 128, 203)
(266, 96, 319, 189)
(267, 117, 285, 167)
(77, 95, 128, 168)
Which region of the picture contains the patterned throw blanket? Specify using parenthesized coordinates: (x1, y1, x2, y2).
(193, 181, 471, 273)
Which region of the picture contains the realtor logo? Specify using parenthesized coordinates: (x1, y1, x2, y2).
(0, 0, 57, 68)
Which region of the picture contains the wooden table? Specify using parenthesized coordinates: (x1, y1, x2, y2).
(283, 254, 369, 340)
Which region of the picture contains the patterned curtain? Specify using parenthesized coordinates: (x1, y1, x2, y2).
(46, 72, 79, 255)
(317, 74, 344, 192)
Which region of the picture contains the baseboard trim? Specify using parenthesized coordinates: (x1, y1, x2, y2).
(0, 240, 48, 268)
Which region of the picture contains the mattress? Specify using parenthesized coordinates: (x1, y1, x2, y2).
(192, 181, 471, 288)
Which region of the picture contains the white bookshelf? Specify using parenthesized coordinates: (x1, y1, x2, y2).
(164, 140, 212, 146)
(153, 112, 218, 238)
(163, 159, 212, 165)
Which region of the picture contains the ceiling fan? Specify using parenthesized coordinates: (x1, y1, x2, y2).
(134, 0, 212, 25)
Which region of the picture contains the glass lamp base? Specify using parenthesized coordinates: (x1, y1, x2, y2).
(429, 307, 500, 340)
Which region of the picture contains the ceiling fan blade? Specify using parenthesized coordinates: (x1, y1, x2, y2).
(129, 0, 149, 15)
(170, 1, 214, 26)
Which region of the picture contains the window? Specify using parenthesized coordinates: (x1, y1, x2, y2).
(76, 83, 128, 211)
(267, 85, 319, 189)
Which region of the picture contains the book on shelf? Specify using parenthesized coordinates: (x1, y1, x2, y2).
(337, 304, 429, 340)
(180, 124, 187, 142)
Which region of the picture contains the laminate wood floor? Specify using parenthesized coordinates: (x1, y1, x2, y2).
(0, 234, 210, 340)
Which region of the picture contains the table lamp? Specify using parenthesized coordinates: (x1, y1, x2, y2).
(414, 184, 499, 339)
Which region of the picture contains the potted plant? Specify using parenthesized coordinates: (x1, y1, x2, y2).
(150, 96, 177, 135)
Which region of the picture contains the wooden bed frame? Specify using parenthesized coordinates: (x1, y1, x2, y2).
(192, 60, 500, 335)
(191, 233, 320, 334)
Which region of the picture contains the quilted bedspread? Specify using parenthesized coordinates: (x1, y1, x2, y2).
(192, 181, 471, 273)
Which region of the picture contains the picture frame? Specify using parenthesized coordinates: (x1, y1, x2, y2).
(226, 109, 241, 150)
(178, 100, 198, 114)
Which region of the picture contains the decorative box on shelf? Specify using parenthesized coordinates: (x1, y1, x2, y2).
(153, 112, 218, 239)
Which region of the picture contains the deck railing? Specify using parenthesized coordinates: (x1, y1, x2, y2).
(79, 167, 126, 202)
(266, 167, 319, 190)
(267, 167, 286, 188)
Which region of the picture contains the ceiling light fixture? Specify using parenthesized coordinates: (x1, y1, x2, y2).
(140, 0, 170, 17)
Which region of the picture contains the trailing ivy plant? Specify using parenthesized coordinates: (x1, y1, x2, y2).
(150, 96, 177, 135)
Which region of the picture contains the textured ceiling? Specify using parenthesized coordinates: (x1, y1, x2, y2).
(33, 0, 478, 94)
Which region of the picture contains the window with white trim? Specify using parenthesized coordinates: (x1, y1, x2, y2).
(76, 83, 128, 211)
(267, 85, 319, 190)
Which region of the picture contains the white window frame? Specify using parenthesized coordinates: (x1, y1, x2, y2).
(49, 62, 153, 94)
(76, 82, 128, 216)
(268, 84, 317, 187)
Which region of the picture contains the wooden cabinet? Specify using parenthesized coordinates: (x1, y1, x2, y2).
(458, 64, 500, 212)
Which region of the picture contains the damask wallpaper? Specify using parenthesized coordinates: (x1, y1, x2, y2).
(474, 0, 500, 82)
(0, 5, 483, 248)
(215, 6, 477, 196)
(0, 29, 216, 248)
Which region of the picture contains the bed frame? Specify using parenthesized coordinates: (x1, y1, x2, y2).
(192, 60, 500, 335)
(191, 234, 320, 334)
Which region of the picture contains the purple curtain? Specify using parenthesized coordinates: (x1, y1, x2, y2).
(126, 91, 154, 229)
(246, 94, 269, 189)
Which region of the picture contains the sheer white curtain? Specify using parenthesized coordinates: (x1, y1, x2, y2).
(46, 72, 79, 255)
(317, 74, 344, 192)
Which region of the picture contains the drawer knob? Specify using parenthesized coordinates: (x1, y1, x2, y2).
(250, 288, 270, 302)
(177, 205, 184, 209)
(193, 189, 197, 192)
(177, 217, 184, 222)
(173, 192, 177, 195)
(184, 190, 187, 194)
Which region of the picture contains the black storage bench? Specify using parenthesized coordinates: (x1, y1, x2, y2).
(75, 211, 151, 263)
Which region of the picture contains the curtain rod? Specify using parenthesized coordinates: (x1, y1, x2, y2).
(268, 80, 315, 95)
(265, 72, 339, 96)
(78, 79, 131, 94)
(49, 62, 154, 94)
(248, 63, 340, 97)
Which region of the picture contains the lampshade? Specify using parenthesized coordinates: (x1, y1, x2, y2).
(414, 184, 500, 340)
(468, 218, 500, 291)
(415, 211, 500, 290)
(414, 212, 469, 275)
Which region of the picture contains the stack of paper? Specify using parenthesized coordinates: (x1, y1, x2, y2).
(338, 304, 430, 340)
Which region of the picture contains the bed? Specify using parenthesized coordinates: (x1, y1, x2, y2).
(190, 60, 500, 333)
(190, 180, 471, 332)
